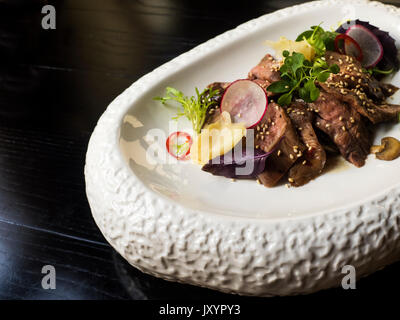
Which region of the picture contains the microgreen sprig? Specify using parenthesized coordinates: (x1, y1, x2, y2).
(154, 87, 220, 134)
(267, 50, 339, 105)
(365, 66, 394, 77)
(296, 24, 338, 57)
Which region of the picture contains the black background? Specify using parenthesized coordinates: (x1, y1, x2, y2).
(1, 0, 400, 300)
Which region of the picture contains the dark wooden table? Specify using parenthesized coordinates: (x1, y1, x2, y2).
(1, 0, 400, 300)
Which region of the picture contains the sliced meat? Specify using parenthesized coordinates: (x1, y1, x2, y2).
(314, 128, 340, 155)
(310, 90, 371, 167)
(252, 79, 276, 97)
(203, 82, 230, 126)
(256, 102, 305, 187)
(325, 51, 398, 102)
(381, 82, 399, 98)
(253, 102, 287, 153)
(320, 83, 400, 124)
(287, 101, 326, 187)
(248, 54, 281, 96)
(248, 54, 281, 82)
(207, 81, 230, 93)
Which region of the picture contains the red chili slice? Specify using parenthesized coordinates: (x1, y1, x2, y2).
(166, 131, 193, 160)
(334, 34, 363, 62)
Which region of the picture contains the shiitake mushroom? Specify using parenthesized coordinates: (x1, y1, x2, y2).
(370, 137, 400, 161)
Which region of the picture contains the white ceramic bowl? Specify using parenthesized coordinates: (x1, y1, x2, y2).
(85, 0, 400, 296)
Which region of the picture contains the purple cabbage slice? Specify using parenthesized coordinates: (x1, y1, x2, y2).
(201, 146, 273, 179)
(336, 20, 399, 72)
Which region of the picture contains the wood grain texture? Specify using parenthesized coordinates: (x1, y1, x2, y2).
(1, 0, 400, 299)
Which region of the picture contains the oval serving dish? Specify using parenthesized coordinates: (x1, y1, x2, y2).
(85, 0, 400, 296)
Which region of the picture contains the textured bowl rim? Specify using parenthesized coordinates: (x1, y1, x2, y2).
(85, 0, 400, 296)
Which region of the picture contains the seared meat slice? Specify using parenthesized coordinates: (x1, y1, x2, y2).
(251, 79, 276, 97)
(203, 82, 230, 126)
(256, 103, 305, 187)
(320, 83, 400, 124)
(381, 82, 399, 98)
(315, 128, 340, 155)
(207, 81, 230, 93)
(325, 51, 398, 102)
(248, 54, 281, 96)
(310, 90, 371, 167)
(287, 101, 326, 187)
(253, 102, 287, 153)
(248, 54, 281, 82)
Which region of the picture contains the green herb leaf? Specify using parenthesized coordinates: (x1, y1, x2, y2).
(296, 30, 314, 42)
(278, 92, 293, 106)
(304, 79, 317, 100)
(310, 86, 320, 101)
(295, 23, 338, 58)
(329, 64, 340, 74)
(267, 80, 291, 93)
(290, 52, 306, 74)
(317, 71, 331, 82)
(320, 31, 337, 51)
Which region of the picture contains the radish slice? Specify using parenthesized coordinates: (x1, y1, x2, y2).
(345, 24, 383, 68)
(334, 34, 363, 62)
(166, 131, 192, 160)
(220, 79, 268, 129)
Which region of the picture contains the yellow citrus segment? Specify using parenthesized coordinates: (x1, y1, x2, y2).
(191, 112, 246, 165)
(265, 36, 315, 61)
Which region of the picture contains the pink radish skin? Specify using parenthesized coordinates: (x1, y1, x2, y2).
(345, 24, 384, 68)
(220, 79, 268, 129)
